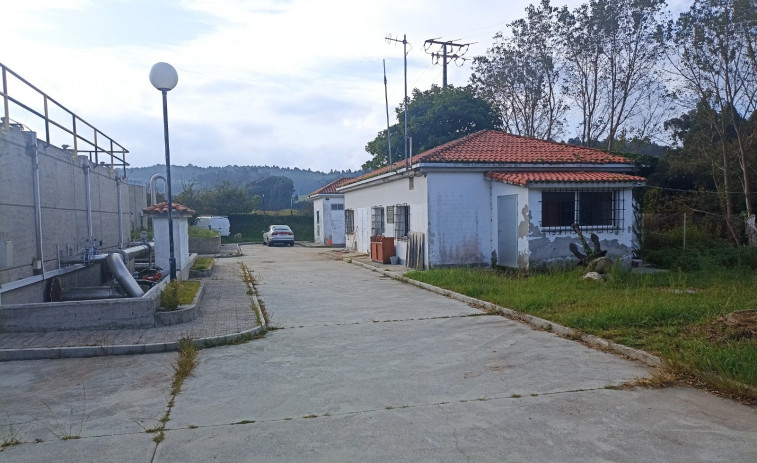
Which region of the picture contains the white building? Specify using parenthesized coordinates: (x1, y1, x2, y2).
(308, 178, 354, 246)
(338, 130, 645, 270)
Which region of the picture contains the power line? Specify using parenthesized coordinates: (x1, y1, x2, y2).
(423, 38, 475, 88)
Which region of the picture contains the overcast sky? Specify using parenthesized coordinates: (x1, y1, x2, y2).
(2, 0, 690, 172)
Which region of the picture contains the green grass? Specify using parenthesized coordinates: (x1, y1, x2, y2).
(191, 257, 213, 271)
(406, 266, 757, 396)
(188, 226, 220, 238)
(160, 280, 201, 310)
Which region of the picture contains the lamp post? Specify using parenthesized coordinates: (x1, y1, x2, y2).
(149, 62, 179, 281)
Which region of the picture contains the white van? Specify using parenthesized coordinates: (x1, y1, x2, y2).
(194, 216, 231, 236)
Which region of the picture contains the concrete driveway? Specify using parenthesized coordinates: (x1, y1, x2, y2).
(2, 245, 756, 462)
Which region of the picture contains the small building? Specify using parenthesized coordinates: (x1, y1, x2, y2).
(143, 202, 195, 279)
(308, 178, 354, 246)
(339, 130, 645, 270)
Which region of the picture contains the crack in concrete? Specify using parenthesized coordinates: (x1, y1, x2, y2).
(154, 386, 623, 435)
(274, 313, 497, 330)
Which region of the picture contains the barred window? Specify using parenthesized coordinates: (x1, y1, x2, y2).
(345, 209, 355, 234)
(372, 206, 385, 236)
(394, 204, 409, 239)
(541, 190, 623, 232)
(331, 203, 344, 211)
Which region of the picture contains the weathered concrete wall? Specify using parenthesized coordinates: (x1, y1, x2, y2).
(427, 171, 491, 267)
(0, 127, 147, 303)
(0, 282, 161, 332)
(344, 173, 429, 265)
(525, 188, 636, 268)
(189, 236, 221, 254)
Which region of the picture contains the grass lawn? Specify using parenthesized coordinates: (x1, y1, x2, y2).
(160, 280, 201, 310)
(406, 266, 757, 398)
(191, 257, 213, 271)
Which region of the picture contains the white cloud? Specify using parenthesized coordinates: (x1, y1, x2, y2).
(3, 0, 676, 172)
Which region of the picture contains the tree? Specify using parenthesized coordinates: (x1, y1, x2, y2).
(471, 0, 567, 140)
(174, 181, 257, 216)
(666, 0, 757, 226)
(362, 85, 501, 170)
(246, 176, 295, 210)
(557, 0, 668, 149)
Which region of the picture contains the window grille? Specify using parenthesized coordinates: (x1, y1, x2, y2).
(394, 204, 409, 239)
(330, 203, 344, 211)
(540, 189, 624, 233)
(371, 206, 385, 236)
(345, 209, 355, 234)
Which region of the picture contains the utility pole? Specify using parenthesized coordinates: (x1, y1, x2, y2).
(423, 38, 474, 88)
(386, 33, 410, 170)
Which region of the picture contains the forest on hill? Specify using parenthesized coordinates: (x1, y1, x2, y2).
(126, 164, 363, 199)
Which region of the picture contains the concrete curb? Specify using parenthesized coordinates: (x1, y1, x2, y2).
(350, 260, 662, 368)
(0, 326, 265, 361)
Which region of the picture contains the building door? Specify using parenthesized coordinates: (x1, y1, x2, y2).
(497, 195, 518, 268)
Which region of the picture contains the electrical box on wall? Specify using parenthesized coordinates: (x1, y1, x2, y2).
(0, 241, 13, 268)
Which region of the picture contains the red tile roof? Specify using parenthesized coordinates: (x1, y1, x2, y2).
(309, 177, 354, 197)
(142, 202, 196, 215)
(485, 171, 646, 186)
(345, 130, 632, 187)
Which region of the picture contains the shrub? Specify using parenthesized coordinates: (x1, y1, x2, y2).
(161, 280, 180, 311)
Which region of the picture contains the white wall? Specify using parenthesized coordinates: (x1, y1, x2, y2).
(152, 214, 191, 278)
(343, 174, 428, 265)
(313, 198, 325, 244)
(426, 172, 491, 266)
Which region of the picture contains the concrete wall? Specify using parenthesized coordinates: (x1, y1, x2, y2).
(344, 173, 429, 265)
(525, 187, 636, 268)
(189, 236, 221, 254)
(0, 127, 147, 303)
(0, 280, 161, 332)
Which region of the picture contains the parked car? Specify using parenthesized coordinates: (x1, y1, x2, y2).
(263, 225, 295, 246)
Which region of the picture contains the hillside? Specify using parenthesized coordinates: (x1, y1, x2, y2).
(125, 164, 363, 196)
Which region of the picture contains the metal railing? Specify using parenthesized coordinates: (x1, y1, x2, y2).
(1, 62, 128, 170)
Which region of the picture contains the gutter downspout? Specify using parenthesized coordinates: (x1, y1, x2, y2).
(81, 156, 93, 239)
(25, 131, 45, 275)
(116, 172, 124, 249)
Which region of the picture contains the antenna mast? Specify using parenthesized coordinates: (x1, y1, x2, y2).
(383, 59, 392, 167)
(386, 33, 410, 170)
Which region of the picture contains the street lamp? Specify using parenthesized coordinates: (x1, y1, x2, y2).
(149, 62, 179, 281)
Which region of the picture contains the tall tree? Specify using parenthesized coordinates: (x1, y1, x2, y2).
(362, 85, 501, 170)
(557, 0, 668, 149)
(471, 0, 567, 140)
(666, 0, 757, 225)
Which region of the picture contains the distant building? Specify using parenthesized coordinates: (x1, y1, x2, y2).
(308, 178, 354, 246)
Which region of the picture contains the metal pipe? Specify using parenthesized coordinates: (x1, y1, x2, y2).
(25, 131, 45, 275)
(116, 172, 124, 249)
(60, 287, 125, 301)
(106, 252, 144, 297)
(81, 156, 93, 239)
(149, 173, 167, 206)
(59, 242, 151, 265)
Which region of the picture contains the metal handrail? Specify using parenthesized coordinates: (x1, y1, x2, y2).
(0, 62, 129, 170)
